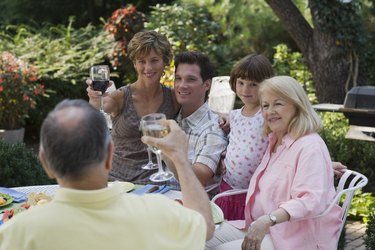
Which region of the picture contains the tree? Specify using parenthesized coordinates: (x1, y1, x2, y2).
(0, 0, 171, 27)
(265, 0, 370, 103)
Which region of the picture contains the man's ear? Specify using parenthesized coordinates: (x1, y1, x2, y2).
(204, 79, 212, 90)
(39, 150, 56, 179)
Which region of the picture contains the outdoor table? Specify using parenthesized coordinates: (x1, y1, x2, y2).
(0, 183, 224, 226)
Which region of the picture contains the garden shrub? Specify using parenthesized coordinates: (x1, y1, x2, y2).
(346, 190, 375, 223)
(319, 112, 375, 193)
(0, 140, 55, 187)
(272, 44, 316, 103)
(145, 3, 235, 76)
(104, 5, 146, 85)
(0, 18, 111, 84)
(0, 18, 113, 138)
(366, 209, 375, 249)
(180, 0, 295, 61)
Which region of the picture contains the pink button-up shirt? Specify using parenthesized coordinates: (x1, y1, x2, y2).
(245, 132, 342, 250)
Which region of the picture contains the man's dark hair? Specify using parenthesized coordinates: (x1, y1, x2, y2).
(174, 51, 215, 100)
(40, 99, 111, 180)
(174, 51, 215, 83)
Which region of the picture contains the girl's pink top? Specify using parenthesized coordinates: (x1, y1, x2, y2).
(223, 108, 268, 189)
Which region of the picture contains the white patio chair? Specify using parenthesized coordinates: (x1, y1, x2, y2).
(208, 76, 236, 115)
(211, 188, 247, 204)
(313, 169, 368, 245)
(211, 169, 368, 247)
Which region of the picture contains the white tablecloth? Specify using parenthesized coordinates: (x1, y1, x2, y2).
(12, 184, 182, 199)
(8, 184, 223, 225)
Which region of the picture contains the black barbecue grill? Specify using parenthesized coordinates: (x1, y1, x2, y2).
(313, 86, 375, 141)
(341, 86, 375, 128)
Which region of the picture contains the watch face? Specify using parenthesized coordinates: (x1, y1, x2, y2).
(269, 214, 277, 225)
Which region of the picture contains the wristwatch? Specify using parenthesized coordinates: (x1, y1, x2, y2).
(268, 213, 277, 226)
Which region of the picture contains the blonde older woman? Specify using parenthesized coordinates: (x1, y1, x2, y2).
(207, 76, 341, 250)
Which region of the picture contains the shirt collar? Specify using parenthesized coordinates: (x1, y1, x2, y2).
(268, 132, 296, 149)
(53, 182, 124, 205)
(177, 103, 210, 130)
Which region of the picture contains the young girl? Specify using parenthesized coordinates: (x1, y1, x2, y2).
(215, 54, 274, 220)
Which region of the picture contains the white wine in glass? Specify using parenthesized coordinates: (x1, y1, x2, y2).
(140, 113, 174, 182)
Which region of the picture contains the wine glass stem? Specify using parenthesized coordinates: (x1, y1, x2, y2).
(147, 148, 153, 163)
(155, 153, 163, 173)
(100, 95, 104, 113)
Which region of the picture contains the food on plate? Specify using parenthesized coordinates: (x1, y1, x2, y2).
(2, 209, 14, 223)
(37, 199, 49, 205)
(1, 194, 52, 224)
(27, 192, 52, 206)
(2, 204, 31, 223)
(0, 196, 6, 205)
(21, 203, 31, 209)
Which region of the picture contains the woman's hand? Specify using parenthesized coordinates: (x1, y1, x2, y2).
(241, 216, 271, 250)
(332, 161, 347, 178)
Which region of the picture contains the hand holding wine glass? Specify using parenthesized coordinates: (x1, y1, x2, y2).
(140, 113, 174, 182)
(90, 65, 110, 113)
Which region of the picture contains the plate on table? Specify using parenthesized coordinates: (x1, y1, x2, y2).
(0, 193, 13, 207)
(210, 201, 224, 224)
(108, 182, 135, 193)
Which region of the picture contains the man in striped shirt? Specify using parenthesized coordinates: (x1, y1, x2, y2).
(167, 51, 228, 195)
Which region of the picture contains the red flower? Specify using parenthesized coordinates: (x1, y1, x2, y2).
(104, 5, 146, 72)
(0, 51, 46, 129)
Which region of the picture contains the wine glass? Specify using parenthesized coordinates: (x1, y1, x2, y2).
(141, 147, 158, 170)
(140, 113, 174, 182)
(90, 65, 110, 113)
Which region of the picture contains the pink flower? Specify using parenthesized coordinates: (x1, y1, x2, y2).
(0, 51, 46, 129)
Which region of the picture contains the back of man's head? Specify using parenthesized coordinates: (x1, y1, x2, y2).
(40, 99, 111, 181)
(174, 51, 215, 83)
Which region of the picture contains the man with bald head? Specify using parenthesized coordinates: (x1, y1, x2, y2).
(0, 99, 214, 250)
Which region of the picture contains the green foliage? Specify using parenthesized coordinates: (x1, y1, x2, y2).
(0, 19, 113, 132)
(104, 5, 146, 84)
(272, 44, 316, 103)
(0, 140, 54, 187)
(366, 209, 375, 249)
(145, 3, 235, 76)
(346, 191, 375, 223)
(311, 0, 374, 88)
(313, 0, 368, 55)
(0, 52, 46, 129)
(0, 0, 172, 27)
(361, 0, 375, 86)
(146, 3, 221, 55)
(319, 112, 375, 192)
(0, 18, 111, 85)
(179, 0, 298, 60)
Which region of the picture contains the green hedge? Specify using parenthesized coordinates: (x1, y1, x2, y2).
(366, 210, 375, 249)
(319, 112, 375, 192)
(0, 140, 55, 187)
